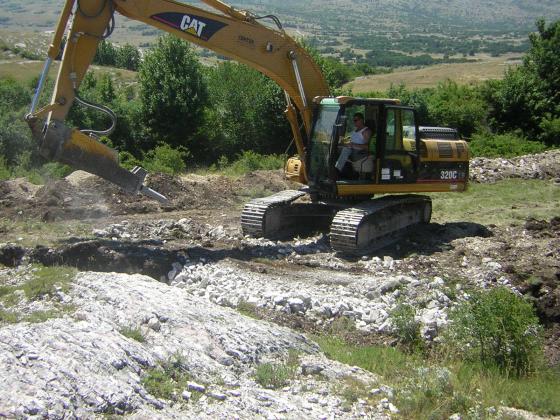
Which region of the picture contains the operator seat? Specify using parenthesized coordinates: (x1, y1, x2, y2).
(351, 119, 376, 179)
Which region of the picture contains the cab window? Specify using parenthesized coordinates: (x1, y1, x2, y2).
(343, 105, 366, 138)
(385, 109, 399, 151)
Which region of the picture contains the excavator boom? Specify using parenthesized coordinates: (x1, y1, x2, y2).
(27, 0, 329, 200)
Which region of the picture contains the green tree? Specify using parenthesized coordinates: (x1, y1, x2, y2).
(385, 82, 487, 136)
(385, 84, 431, 125)
(300, 40, 351, 92)
(98, 73, 115, 103)
(425, 80, 488, 137)
(484, 19, 560, 145)
(116, 44, 141, 71)
(138, 35, 208, 152)
(0, 78, 34, 166)
(0, 78, 29, 112)
(93, 40, 117, 67)
(204, 62, 290, 160)
(67, 72, 107, 135)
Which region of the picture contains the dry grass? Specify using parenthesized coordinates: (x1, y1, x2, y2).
(0, 59, 138, 84)
(345, 54, 522, 93)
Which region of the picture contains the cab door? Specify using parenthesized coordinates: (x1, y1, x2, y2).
(378, 106, 420, 184)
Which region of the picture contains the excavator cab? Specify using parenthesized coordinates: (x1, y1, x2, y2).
(307, 97, 423, 197)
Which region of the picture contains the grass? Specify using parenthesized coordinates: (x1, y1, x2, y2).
(25, 307, 74, 323)
(208, 151, 286, 177)
(0, 265, 77, 324)
(335, 375, 376, 410)
(254, 362, 296, 389)
(21, 265, 76, 300)
(0, 218, 93, 247)
(345, 54, 520, 92)
(119, 326, 146, 343)
(0, 264, 77, 301)
(314, 336, 560, 417)
(315, 336, 416, 380)
(254, 350, 300, 389)
(141, 354, 193, 401)
(236, 300, 260, 319)
(430, 179, 560, 226)
(0, 308, 18, 323)
(0, 305, 76, 324)
(0, 56, 138, 85)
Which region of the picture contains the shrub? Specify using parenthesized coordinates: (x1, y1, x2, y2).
(390, 303, 424, 352)
(469, 131, 548, 158)
(254, 362, 295, 389)
(216, 151, 285, 176)
(119, 151, 142, 170)
(142, 354, 191, 400)
(119, 326, 146, 343)
(539, 116, 560, 145)
(39, 163, 73, 180)
(445, 287, 543, 377)
(0, 157, 10, 181)
(142, 143, 190, 175)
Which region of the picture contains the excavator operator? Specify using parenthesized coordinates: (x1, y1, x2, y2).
(335, 112, 372, 176)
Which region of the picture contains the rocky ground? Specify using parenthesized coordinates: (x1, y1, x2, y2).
(0, 151, 559, 418)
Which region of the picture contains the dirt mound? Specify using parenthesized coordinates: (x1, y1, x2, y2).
(0, 178, 41, 205)
(239, 170, 298, 192)
(0, 177, 108, 221)
(32, 179, 109, 221)
(11, 148, 560, 222)
(470, 149, 560, 183)
(0, 169, 298, 222)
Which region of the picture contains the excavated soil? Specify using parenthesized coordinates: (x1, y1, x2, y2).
(0, 170, 298, 222)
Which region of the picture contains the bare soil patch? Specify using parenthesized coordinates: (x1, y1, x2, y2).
(0, 170, 297, 222)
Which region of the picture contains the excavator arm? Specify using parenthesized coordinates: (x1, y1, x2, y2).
(26, 0, 330, 200)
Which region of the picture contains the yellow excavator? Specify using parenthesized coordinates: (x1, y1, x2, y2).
(26, 0, 470, 254)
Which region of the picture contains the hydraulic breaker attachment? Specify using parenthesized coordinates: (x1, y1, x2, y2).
(26, 115, 169, 204)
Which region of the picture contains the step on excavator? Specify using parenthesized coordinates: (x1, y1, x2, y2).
(27, 0, 470, 254)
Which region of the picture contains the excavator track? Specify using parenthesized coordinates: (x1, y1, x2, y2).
(241, 190, 306, 238)
(241, 190, 340, 239)
(330, 195, 432, 255)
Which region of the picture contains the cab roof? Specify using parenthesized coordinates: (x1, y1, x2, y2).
(314, 96, 401, 106)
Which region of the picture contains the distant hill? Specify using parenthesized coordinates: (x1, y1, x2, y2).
(0, 0, 558, 69)
(1, 0, 558, 37)
(231, 0, 560, 29)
